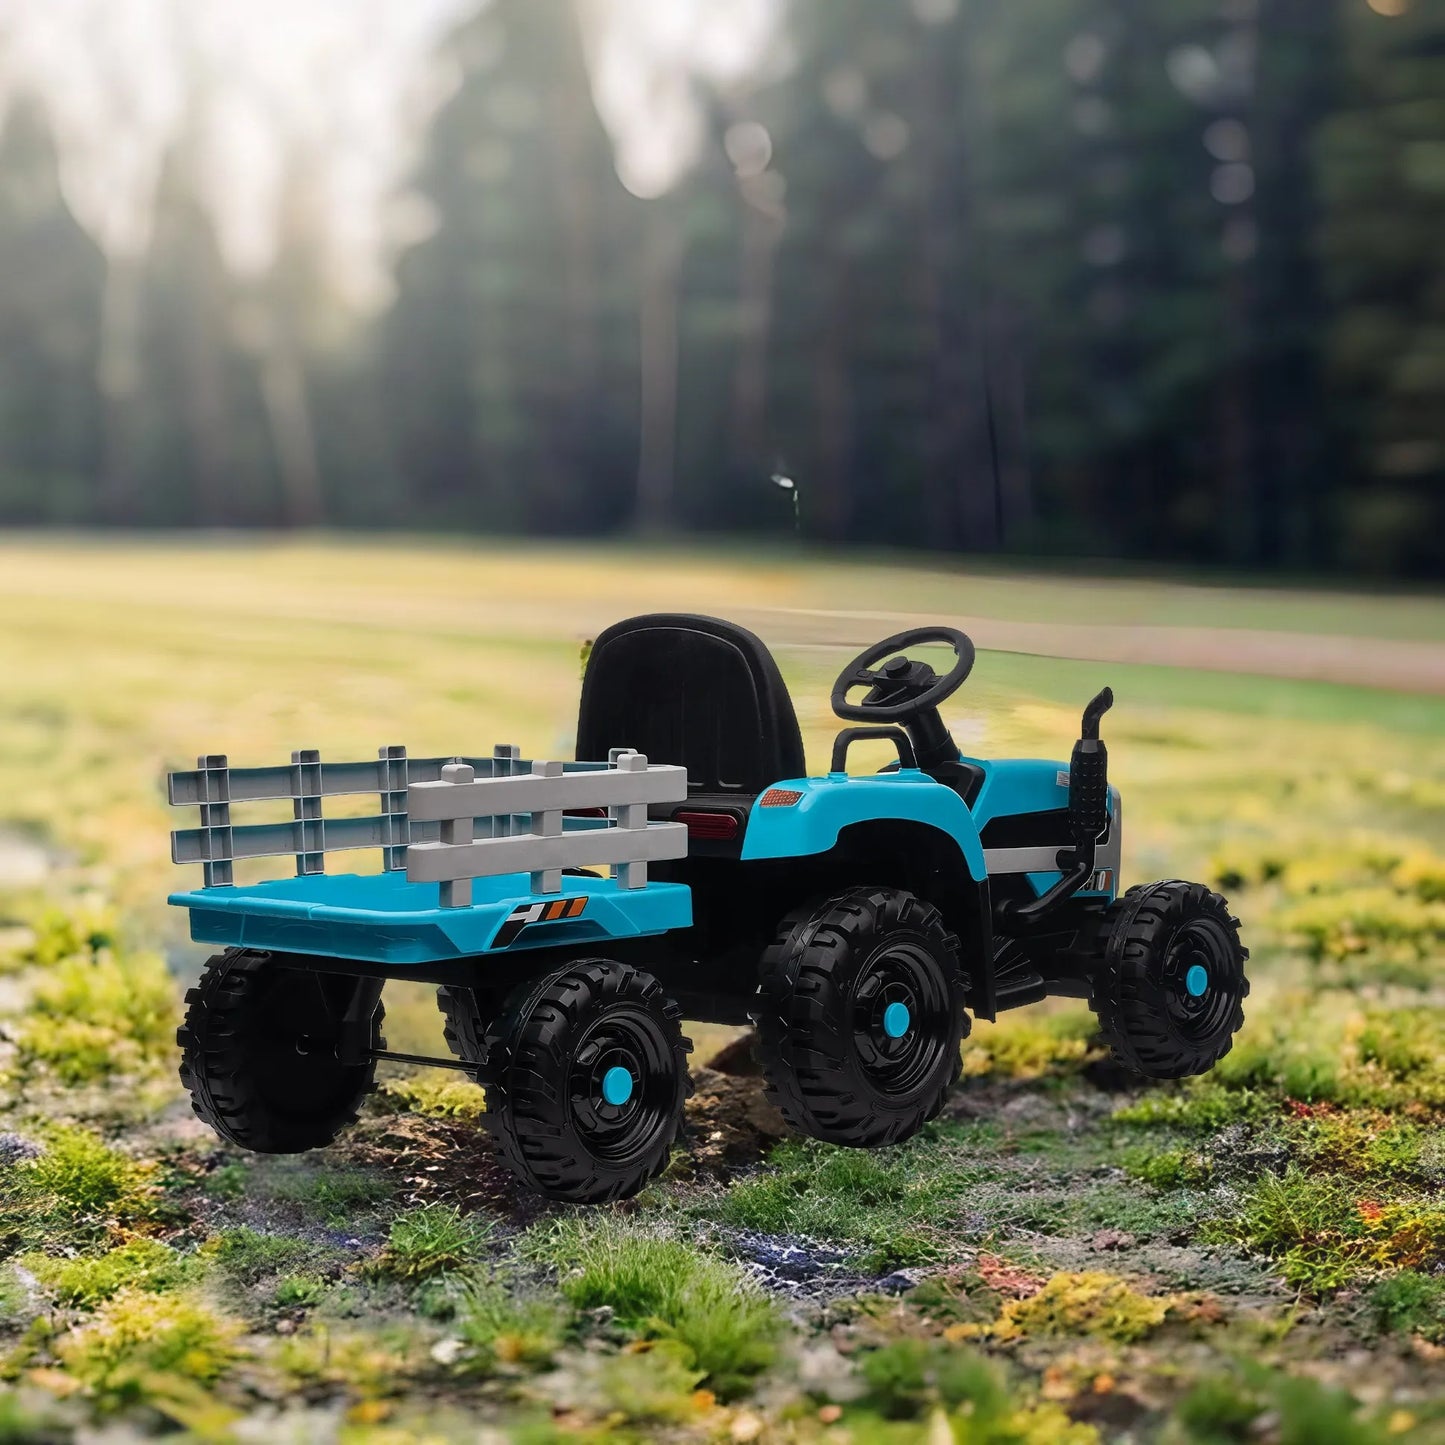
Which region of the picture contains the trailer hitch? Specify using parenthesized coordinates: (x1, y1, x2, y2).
(998, 686, 1114, 928)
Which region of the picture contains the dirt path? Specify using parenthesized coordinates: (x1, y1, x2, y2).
(737, 606, 1445, 695)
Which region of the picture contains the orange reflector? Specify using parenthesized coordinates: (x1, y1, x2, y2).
(759, 789, 804, 808)
(677, 810, 740, 841)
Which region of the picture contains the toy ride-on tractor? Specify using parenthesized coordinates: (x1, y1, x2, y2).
(167, 614, 1248, 1203)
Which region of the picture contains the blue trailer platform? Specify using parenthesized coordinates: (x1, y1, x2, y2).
(170, 870, 694, 966)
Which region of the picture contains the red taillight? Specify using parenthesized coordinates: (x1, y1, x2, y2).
(677, 810, 740, 841)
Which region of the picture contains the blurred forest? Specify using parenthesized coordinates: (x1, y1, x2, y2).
(0, 0, 1441, 576)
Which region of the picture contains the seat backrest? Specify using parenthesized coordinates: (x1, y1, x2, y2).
(576, 614, 805, 794)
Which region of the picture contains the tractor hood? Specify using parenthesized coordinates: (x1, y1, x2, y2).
(967, 757, 1073, 829)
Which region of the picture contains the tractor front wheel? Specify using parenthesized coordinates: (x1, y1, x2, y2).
(753, 887, 968, 1148)
(1090, 880, 1249, 1079)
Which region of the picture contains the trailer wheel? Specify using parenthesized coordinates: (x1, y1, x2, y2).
(753, 887, 968, 1148)
(177, 949, 383, 1153)
(436, 985, 493, 1077)
(471, 959, 692, 1204)
(1090, 880, 1249, 1079)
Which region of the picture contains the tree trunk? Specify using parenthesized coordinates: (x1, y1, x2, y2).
(635, 212, 683, 532)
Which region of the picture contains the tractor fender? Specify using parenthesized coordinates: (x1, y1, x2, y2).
(740, 771, 987, 881)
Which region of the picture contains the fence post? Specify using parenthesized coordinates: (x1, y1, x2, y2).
(610, 750, 649, 889)
(530, 759, 563, 895)
(492, 743, 521, 841)
(378, 745, 409, 872)
(438, 762, 475, 908)
(197, 753, 233, 888)
(291, 749, 324, 876)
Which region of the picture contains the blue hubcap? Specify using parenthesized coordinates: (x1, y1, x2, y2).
(601, 1066, 634, 1106)
(882, 1001, 912, 1039)
(1184, 964, 1209, 998)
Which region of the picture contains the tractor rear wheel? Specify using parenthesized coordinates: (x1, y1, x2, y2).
(1090, 880, 1248, 1079)
(177, 949, 383, 1153)
(460, 959, 692, 1204)
(753, 887, 968, 1148)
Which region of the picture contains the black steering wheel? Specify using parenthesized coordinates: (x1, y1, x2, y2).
(831, 626, 976, 723)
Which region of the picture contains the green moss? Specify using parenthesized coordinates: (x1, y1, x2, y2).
(1211, 1006, 1349, 1103)
(959, 1270, 1173, 1344)
(368, 1204, 493, 1281)
(28, 1239, 195, 1308)
(1209, 840, 1290, 892)
(11, 904, 118, 971)
(0, 1266, 28, 1327)
(201, 1226, 316, 1284)
(852, 1340, 1100, 1441)
(201, 1163, 248, 1200)
(0, 1127, 158, 1246)
(274, 1325, 415, 1397)
(1287, 1109, 1427, 1182)
(1392, 852, 1445, 903)
(55, 1289, 240, 1413)
(1176, 1361, 1408, 1445)
(1357, 1008, 1445, 1103)
(1121, 1144, 1212, 1189)
(1368, 1270, 1445, 1344)
(13, 948, 178, 1084)
(273, 1274, 327, 1309)
(269, 1167, 393, 1222)
(378, 1075, 485, 1122)
(1202, 1166, 1445, 1292)
(591, 1342, 706, 1424)
(1113, 1081, 1269, 1131)
(962, 1008, 1102, 1082)
(524, 1218, 779, 1398)
(451, 1280, 568, 1371)
(1276, 887, 1445, 972)
(714, 1130, 1001, 1267)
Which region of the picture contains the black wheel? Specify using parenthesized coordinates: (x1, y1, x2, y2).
(470, 960, 692, 1204)
(753, 887, 968, 1148)
(437, 984, 490, 1077)
(1090, 880, 1249, 1080)
(177, 949, 383, 1153)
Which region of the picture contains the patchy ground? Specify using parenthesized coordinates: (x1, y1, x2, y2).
(0, 541, 1441, 1442)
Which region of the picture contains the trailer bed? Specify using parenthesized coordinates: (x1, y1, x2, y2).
(170, 870, 692, 966)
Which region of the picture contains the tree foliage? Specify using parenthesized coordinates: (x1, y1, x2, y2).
(0, 0, 1438, 577)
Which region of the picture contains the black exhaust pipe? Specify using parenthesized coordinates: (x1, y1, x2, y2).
(999, 686, 1113, 928)
(1069, 687, 1113, 856)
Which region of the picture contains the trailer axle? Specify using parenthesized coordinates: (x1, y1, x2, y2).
(368, 1048, 475, 1073)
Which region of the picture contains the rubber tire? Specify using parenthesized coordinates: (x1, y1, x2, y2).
(1090, 880, 1249, 1080)
(437, 985, 489, 1077)
(753, 887, 968, 1148)
(470, 960, 692, 1204)
(177, 949, 384, 1153)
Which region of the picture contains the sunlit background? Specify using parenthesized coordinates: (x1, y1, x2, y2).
(0, 0, 1441, 574)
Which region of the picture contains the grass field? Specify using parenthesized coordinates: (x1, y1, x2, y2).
(0, 537, 1442, 1443)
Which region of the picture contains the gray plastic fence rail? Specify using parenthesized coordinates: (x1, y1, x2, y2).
(406, 749, 687, 905)
(168, 744, 688, 905)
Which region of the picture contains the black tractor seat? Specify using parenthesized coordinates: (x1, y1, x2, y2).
(577, 614, 806, 797)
